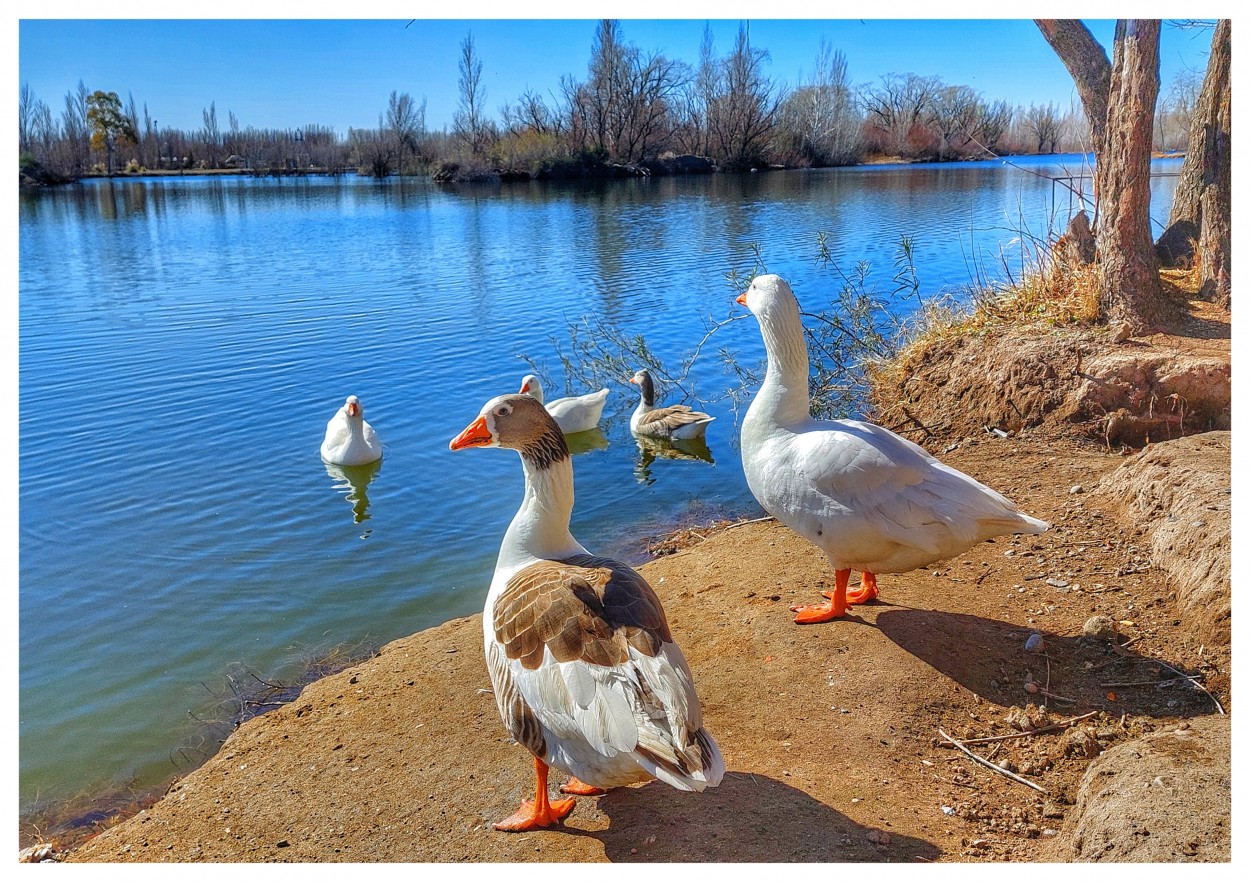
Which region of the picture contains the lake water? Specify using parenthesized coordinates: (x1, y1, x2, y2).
(18, 155, 1180, 813)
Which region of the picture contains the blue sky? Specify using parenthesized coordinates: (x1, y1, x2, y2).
(17, 12, 1220, 137)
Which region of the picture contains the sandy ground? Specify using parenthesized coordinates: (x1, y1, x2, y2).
(57, 431, 1229, 864)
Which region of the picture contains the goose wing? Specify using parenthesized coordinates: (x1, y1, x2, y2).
(637, 404, 713, 432)
(489, 554, 719, 787)
(794, 419, 1040, 551)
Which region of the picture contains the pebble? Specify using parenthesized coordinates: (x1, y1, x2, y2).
(1045, 577, 1069, 588)
(1082, 615, 1118, 639)
(1070, 484, 1085, 494)
(1025, 633, 1045, 653)
(941, 805, 955, 815)
(866, 830, 891, 845)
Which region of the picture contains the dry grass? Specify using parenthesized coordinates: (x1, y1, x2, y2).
(866, 249, 1199, 397)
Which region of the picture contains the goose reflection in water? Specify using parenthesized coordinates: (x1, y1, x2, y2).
(633, 434, 715, 485)
(563, 425, 610, 456)
(323, 458, 382, 533)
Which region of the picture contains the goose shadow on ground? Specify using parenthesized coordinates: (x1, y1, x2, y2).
(583, 771, 941, 862)
(874, 608, 1217, 719)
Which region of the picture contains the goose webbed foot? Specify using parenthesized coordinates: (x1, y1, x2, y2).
(494, 757, 577, 832)
(559, 776, 606, 796)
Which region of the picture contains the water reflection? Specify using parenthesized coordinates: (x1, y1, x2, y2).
(565, 426, 610, 456)
(323, 458, 382, 533)
(632, 435, 715, 485)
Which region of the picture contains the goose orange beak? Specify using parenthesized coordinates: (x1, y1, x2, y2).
(735, 291, 749, 306)
(628, 376, 638, 384)
(347, 401, 360, 417)
(450, 415, 493, 450)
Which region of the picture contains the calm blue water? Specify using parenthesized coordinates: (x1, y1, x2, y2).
(18, 155, 1180, 811)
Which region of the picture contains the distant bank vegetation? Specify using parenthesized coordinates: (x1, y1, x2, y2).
(19, 20, 1200, 185)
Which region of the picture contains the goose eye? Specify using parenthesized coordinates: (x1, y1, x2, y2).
(495, 405, 512, 417)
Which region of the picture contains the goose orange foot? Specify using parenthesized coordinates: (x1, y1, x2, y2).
(790, 569, 852, 624)
(846, 571, 879, 605)
(560, 776, 606, 796)
(494, 757, 577, 832)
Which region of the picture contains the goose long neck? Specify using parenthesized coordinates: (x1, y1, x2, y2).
(756, 302, 812, 424)
(498, 451, 580, 569)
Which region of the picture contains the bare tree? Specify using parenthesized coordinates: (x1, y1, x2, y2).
(1168, 19, 1230, 307)
(706, 22, 783, 169)
(1022, 101, 1062, 152)
(858, 72, 942, 156)
(453, 32, 489, 155)
(927, 84, 982, 159)
(972, 99, 1013, 153)
(201, 101, 221, 167)
(1036, 18, 1166, 330)
(386, 90, 426, 173)
(777, 40, 862, 166)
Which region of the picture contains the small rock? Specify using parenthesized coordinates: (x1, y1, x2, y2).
(1045, 577, 1069, 589)
(1024, 682, 1039, 694)
(866, 829, 891, 845)
(1110, 320, 1133, 343)
(276, 839, 290, 848)
(1025, 633, 1045, 653)
(1082, 614, 1118, 639)
(942, 805, 955, 815)
(18, 843, 54, 863)
(1069, 484, 1085, 494)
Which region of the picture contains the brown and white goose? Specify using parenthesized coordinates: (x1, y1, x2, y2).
(737, 274, 1049, 623)
(449, 393, 723, 831)
(628, 369, 715, 441)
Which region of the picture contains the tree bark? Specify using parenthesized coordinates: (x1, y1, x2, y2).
(1036, 19, 1168, 331)
(1170, 20, 1231, 225)
(1170, 20, 1231, 308)
(1095, 21, 1164, 329)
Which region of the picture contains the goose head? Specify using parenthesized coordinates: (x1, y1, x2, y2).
(343, 395, 364, 420)
(449, 393, 569, 468)
(735, 274, 801, 324)
(628, 369, 657, 407)
(518, 374, 545, 404)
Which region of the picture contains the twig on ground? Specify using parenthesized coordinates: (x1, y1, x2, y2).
(938, 728, 1048, 793)
(1099, 676, 1202, 688)
(1151, 658, 1225, 715)
(940, 711, 1100, 746)
(723, 516, 775, 530)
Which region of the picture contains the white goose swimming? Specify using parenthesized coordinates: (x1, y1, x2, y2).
(449, 393, 723, 831)
(519, 374, 610, 436)
(628, 369, 715, 440)
(737, 275, 1048, 624)
(319, 395, 383, 466)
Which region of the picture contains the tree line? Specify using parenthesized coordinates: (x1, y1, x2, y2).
(19, 20, 1202, 185)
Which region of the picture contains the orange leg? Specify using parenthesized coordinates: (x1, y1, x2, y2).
(790, 568, 850, 624)
(493, 756, 577, 832)
(846, 571, 879, 605)
(560, 776, 606, 796)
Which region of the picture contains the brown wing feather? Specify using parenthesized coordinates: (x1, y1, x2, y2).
(494, 554, 671, 670)
(638, 405, 712, 431)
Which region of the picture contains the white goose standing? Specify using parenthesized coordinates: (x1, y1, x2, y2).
(449, 393, 723, 831)
(519, 374, 610, 435)
(320, 395, 383, 466)
(737, 275, 1048, 624)
(628, 369, 715, 440)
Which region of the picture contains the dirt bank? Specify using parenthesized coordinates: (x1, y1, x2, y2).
(55, 429, 1228, 864)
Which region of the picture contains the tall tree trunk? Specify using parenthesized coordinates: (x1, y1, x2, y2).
(1170, 20, 1231, 308)
(1036, 19, 1166, 331)
(1096, 21, 1164, 329)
